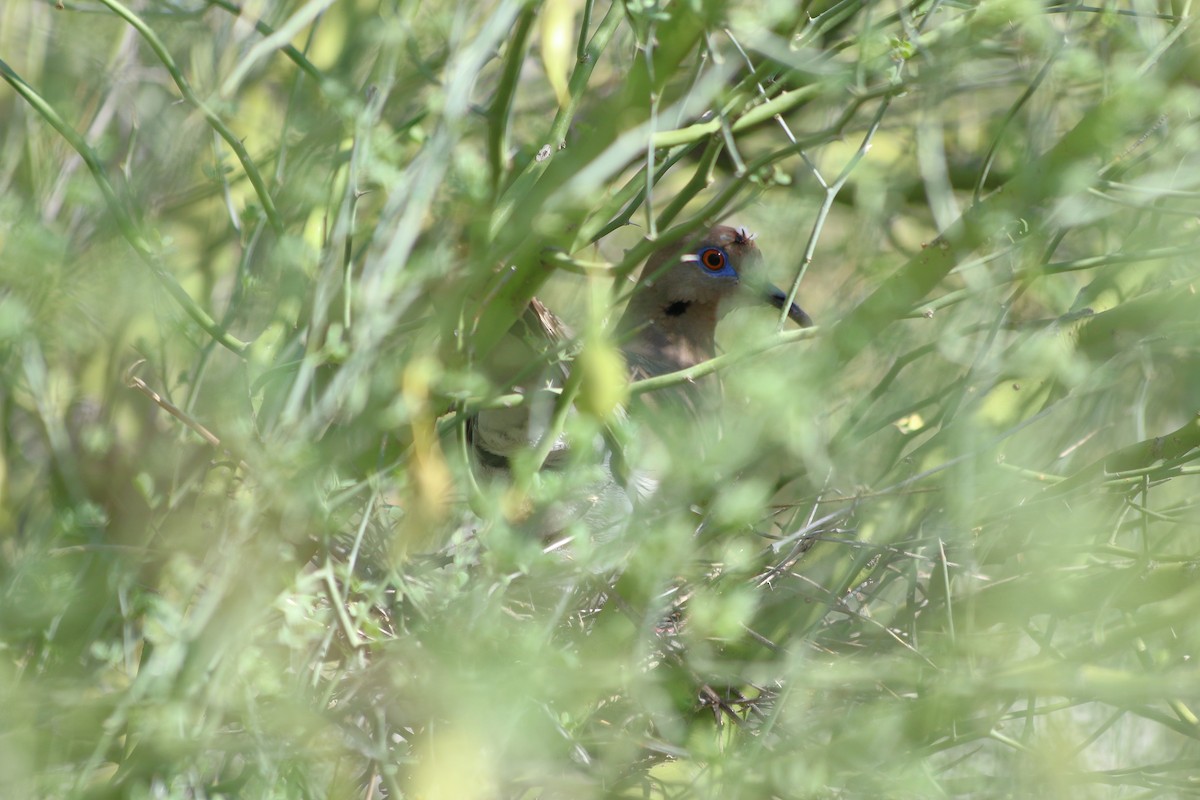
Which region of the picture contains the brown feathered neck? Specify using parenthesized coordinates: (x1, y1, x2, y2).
(617, 226, 759, 376)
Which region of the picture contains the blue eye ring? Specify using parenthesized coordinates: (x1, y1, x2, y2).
(697, 246, 728, 272)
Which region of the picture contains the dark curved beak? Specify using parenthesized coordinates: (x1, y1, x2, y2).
(767, 284, 813, 328)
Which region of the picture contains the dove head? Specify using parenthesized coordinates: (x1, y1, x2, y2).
(619, 225, 812, 374)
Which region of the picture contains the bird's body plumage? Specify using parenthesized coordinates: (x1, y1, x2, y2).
(468, 224, 811, 542)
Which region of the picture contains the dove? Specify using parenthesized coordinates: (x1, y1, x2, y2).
(468, 224, 812, 543)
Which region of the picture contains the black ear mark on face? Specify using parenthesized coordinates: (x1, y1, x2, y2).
(664, 300, 690, 317)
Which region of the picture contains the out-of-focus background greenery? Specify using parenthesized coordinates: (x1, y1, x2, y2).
(3, 0, 1200, 796)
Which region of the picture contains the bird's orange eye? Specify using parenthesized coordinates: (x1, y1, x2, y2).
(699, 247, 727, 271)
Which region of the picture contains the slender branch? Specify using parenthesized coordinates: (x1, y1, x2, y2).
(779, 86, 895, 329)
(629, 326, 818, 397)
(649, 85, 821, 148)
(0, 58, 250, 357)
(96, 0, 284, 234)
(487, 5, 538, 195)
(488, 0, 624, 238)
(828, 69, 1175, 365)
(206, 0, 323, 82)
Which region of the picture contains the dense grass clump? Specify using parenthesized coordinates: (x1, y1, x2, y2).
(2, 1, 1200, 797)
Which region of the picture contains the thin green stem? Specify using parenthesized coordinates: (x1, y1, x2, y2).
(580, 142, 698, 246)
(654, 136, 723, 231)
(206, 0, 323, 82)
(629, 326, 818, 397)
(780, 90, 893, 329)
(649, 85, 820, 148)
(973, 50, 1059, 204)
(489, 0, 624, 239)
(96, 0, 284, 234)
(487, 5, 538, 195)
(218, 0, 334, 97)
(0, 58, 250, 357)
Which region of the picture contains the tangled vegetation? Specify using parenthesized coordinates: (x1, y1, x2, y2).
(2, 0, 1200, 797)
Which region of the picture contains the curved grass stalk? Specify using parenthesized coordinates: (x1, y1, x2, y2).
(0, 57, 250, 357)
(95, 0, 284, 235)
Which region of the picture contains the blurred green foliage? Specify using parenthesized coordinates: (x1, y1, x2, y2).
(2, 0, 1200, 797)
